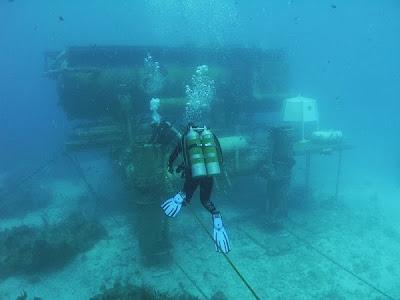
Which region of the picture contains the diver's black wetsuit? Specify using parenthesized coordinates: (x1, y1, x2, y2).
(168, 138, 219, 215)
(148, 121, 176, 146)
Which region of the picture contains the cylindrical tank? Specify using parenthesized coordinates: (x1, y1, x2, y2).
(218, 136, 248, 152)
(311, 130, 343, 143)
(201, 128, 221, 176)
(186, 128, 207, 177)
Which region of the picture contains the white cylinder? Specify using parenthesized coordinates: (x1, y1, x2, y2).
(311, 130, 343, 143)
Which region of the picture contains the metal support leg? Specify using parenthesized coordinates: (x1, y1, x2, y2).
(334, 149, 342, 202)
(305, 153, 311, 201)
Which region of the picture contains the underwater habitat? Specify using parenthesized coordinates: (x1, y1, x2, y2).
(1, 1, 400, 299)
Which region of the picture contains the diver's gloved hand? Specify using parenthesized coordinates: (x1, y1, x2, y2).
(212, 213, 231, 253)
(161, 192, 186, 217)
(167, 164, 174, 175)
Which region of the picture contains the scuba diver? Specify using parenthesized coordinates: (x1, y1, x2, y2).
(161, 123, 231, 254)
(146, 120, 182, 150)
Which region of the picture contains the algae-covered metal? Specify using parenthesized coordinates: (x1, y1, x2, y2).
(44, 45, 289, 120)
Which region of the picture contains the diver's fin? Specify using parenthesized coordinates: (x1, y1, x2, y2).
(213, 213, 231, 253)
(161, 192, 185, 217)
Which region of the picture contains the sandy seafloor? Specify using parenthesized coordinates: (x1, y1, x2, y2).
(0, 156, 399, 300)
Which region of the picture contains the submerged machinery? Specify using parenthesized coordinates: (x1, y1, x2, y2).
(43, 44, 290, 200)
(44, 45, 349, 262)
(44, 46, 288, 122)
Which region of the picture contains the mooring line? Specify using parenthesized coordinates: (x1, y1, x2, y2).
(0, 155, 59, 199)
(173, 257, 209, 300)
(188, 206, 261, 300)
(284, 226, 394, 300)
(64, 152, 122, 227)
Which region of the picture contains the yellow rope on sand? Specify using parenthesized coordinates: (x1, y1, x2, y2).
(188, 206, 261, 300)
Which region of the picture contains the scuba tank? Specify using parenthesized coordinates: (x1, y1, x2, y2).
(200, 127, 221, 176)
(185, 127, 207, 177)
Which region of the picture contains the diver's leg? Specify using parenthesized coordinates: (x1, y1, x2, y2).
(199, 177, 231, 253)
(182, 176, 199, 204)
(200, 177, 218, 214)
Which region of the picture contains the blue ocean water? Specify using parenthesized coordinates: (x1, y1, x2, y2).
(0, 1, 400, 299)
(1, 1, 399, 173)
